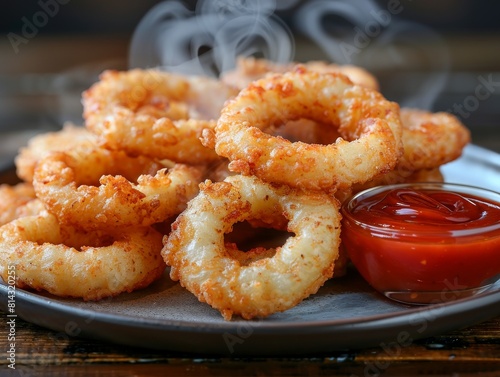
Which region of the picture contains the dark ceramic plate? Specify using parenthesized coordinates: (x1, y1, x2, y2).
(1, 144, 499, 356)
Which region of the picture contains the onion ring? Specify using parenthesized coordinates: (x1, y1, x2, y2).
(33, 145, 203, 230)
(336, 167, 444, 203)
(83, 69, 237, 164)
(162, 174, 342, 320)
(207, 67, 403, 192)
(333, 108, 468, 202)
(15, 123, 97, 183)
(221, 56, 379, 90)
(356, 166, 444, 194)
(398, 108, 471, 171)
(0, 211, 165, 300)
(304, 60, 380, 91)
(0, 183, 46, 226)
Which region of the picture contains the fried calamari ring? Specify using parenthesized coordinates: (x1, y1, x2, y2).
(404, 167, 444, 183)
(15, 123, 97, 183)
(221, 56, 379, 90)
(335, 167, 444, 203)
(162, 175, 342, 320)
(355, 166, 444, 195)
(398, 108, 471, 171)
(332, 108, 468, 202)
(33, 145, 203, 230)
(305, 61, 380, 91)
(0, 212, 165, 300)
(0, 183, 46, 226)
(83, 69, 237, 164)
(207, 68, 403, 192)
(204, 118, 342, 183)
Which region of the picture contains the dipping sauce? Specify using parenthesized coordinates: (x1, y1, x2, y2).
(341, 183, 500, 304)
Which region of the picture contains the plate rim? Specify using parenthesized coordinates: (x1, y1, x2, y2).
(1, 279, 499, 333)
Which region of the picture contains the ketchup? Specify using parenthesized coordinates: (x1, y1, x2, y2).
(341, 185, 500, 296)
(351, 188, 500, 232)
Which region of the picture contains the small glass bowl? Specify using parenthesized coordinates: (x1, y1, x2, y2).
(341, 182, 500, 305)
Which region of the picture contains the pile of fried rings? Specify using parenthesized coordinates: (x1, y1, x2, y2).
(0, 57, 470, 320)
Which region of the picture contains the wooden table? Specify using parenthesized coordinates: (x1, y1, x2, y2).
(1, 311, 499, 376)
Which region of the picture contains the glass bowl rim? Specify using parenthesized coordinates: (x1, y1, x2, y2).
(341, 181, 500, 238)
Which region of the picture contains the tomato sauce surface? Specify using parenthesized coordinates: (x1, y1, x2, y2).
(342, 187, 500, 293)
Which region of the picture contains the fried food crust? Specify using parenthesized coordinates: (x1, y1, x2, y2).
(0, 211, 165, 300)
(33, 145, 203, 230)
(208, 67, 403, 192)
(162, 175, 342, 320)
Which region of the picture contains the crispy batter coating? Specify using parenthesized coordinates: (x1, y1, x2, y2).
(162, 175, 342, 320)
(334, 108, 468, 202)
(0, 60, 473, 309)
(0, 183, 46, 226)
(208, 67, 403, 192)
(221, 56, 379, 90)
(336, 167, 445, 203)
(33, 145, 203, 230)
(0, 211, 165, 300)
(83, 69, 237, 164)
(15, 123, 97, 183)
(399, 108, 471, 171)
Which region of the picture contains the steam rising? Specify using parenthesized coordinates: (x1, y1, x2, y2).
(295, 0, 383, 64)
(367, 21, 450, 110)
(295, 0, 449, 110)
(129, 0, 449, 109)
(129, 0, 295, 77)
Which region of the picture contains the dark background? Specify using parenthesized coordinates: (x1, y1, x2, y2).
(2, 1, 500, 35)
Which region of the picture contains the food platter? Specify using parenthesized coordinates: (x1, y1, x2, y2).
(0, 144, 499, 356)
